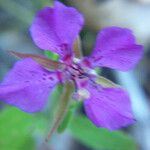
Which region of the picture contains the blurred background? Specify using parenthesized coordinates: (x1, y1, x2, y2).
(0, 0, 150, 150)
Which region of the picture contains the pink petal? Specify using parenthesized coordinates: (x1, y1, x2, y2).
(84, 83, 135, 130)
(30, 1, 84, 59)
(88, 27, 143, 71)
(0, 58, 59, 112)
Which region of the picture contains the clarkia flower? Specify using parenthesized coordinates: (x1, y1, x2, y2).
(0, 1, 143, 130)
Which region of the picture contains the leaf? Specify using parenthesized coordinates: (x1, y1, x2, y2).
(69, 115, 137, 150)
(0, 107, 35, 150)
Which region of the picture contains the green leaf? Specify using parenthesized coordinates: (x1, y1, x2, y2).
(44, 50, 59, 61)
(0, 107, 35, 150)
(69, 115, 137, 150)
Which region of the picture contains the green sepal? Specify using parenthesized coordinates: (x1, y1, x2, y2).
(57, 105, 73, 133)
(57, 101, 79, 133)
(44, 50, 59, 61)
(45, 82, 74, 141)
(96, 76, 120, 88)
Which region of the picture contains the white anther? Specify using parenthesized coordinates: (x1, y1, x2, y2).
(73, 58, 80, 63)
(78, 88, 90, 99)
(89, 69, 97, 75)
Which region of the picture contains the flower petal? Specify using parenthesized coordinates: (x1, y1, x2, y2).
(30, 1, 84, 59)
(84, 83, 135, 130)
(0, 58, 59, 112)
(88, 27, 143, 71)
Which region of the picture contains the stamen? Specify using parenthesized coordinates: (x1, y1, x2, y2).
(78, 88, 90, 99)
(73, 57, 80, 63)
(89, 69, 97, 76)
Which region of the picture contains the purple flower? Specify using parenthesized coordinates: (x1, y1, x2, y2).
(0, 1, 143, 130)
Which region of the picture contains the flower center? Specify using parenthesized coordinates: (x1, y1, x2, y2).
(62, 58, 97, 100)
(67, 62, 87, 80)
